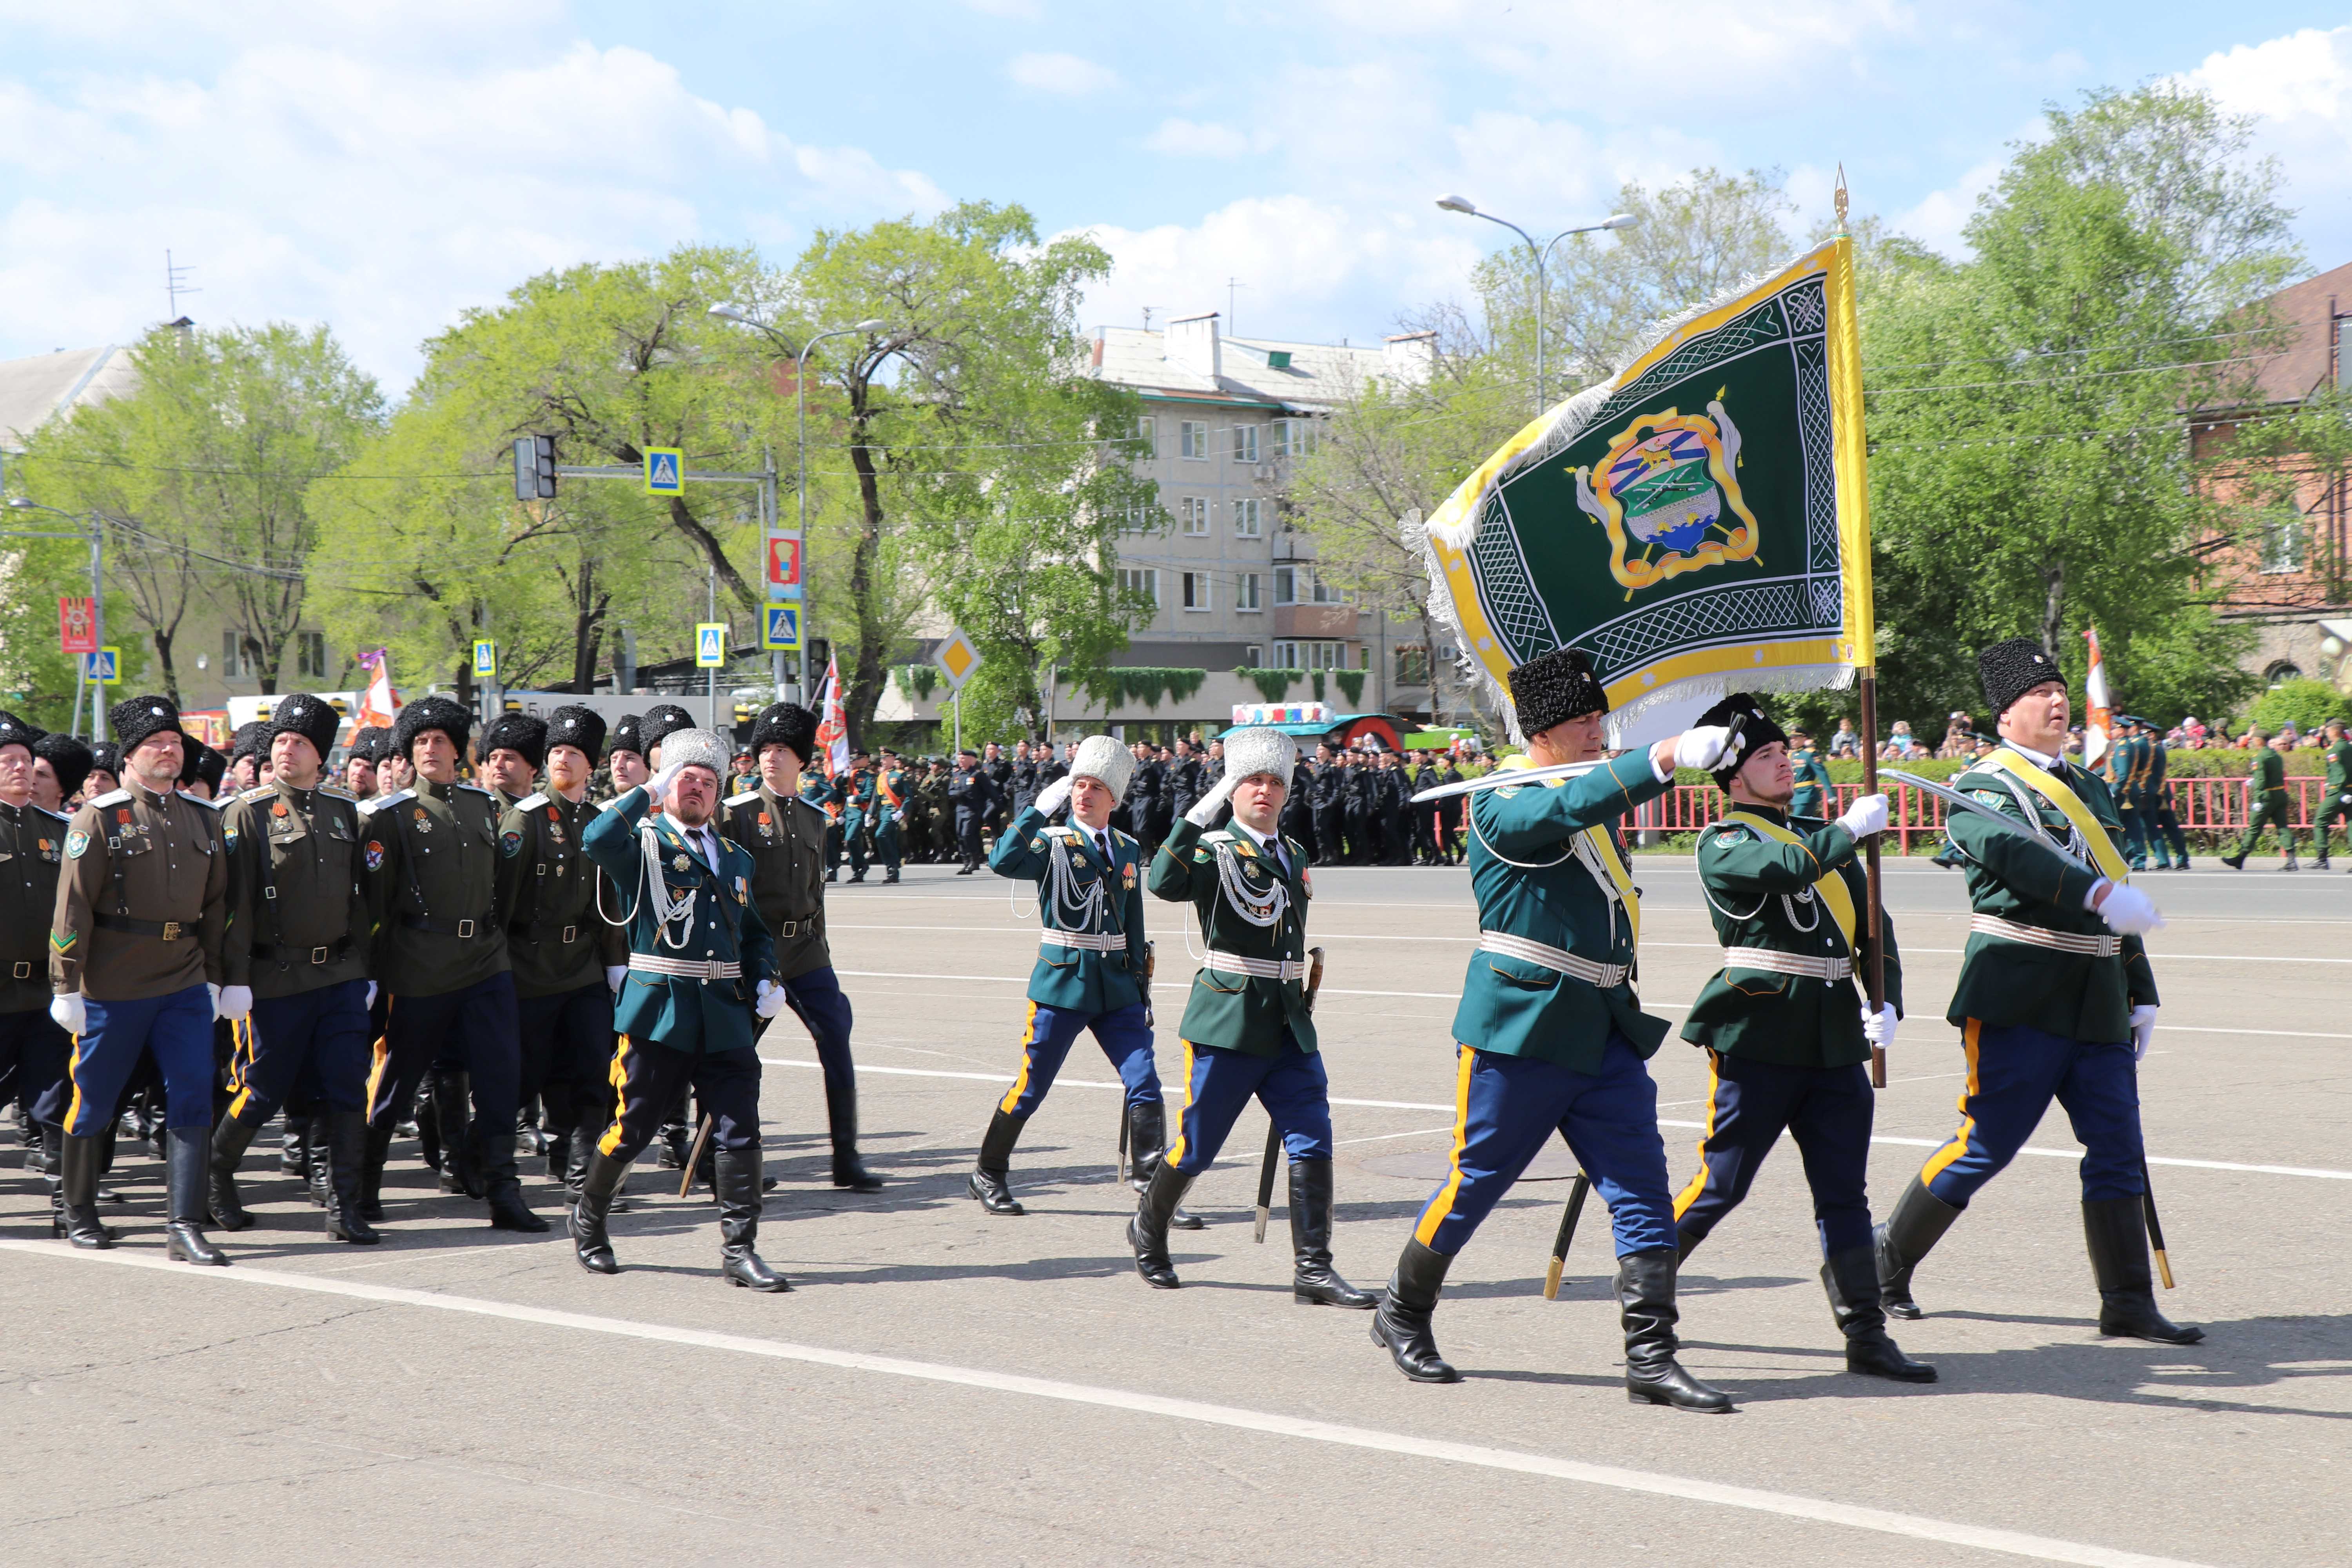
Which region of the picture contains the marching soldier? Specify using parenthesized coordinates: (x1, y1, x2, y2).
(0, 712, 73, 1229)
(358, 696, 546, 1232)
(1368, 648, 1737, 1409)
(344, 726, 386, 800)
(227, 722, 270, 794)
(1668, 694, 1931, 1382)
(85, 742, 121, 802)
(50, 696, 232, 1263)
(2221, 730, 2299, 871)
(2140, 720, 2189, 871)
(1875, 638, 2196, 1343)
(605, 714, 650, 796)
(1134, 727, 1367, 1306)
(2314, 717, 2349, 871)
(868, 748, 906, 884)
(969, 735, 1180, 1220)
(207, 693, 378, 1244)
(1788, 729, 1832, 819)
(572, 728, 789, 1287)
(719, 703, 882, 1192)
(837, 751, 871, 884)
(949, 750, 995, 874)
(639, 705, 698, 768)
(498, 706, 628, 1195)
(478, 712, 542, 808)
(30, 730, 91, 815)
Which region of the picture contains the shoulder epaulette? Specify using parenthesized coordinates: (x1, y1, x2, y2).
(457, 783, 494, 797)
(318, 784, 354, 800)
(240, 785, 276, 802)
(179, 790, 227, 811)
(724, 790, 760, 807)
(361, 789, 414, 816)
(87, 789, 131, 808)
(1200, 829, 1236, 847)
(34, 804, 68, 822)
(514, 791, 549, 812)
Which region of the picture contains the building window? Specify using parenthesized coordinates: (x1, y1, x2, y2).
(2260, 506, 2306, 574)
(298, 631, 328, 679)
(1181, 570, 1211, 611)
(1118, 504, 1157, 533)
(1232, 497, 1261, 537)
(1271, 639, 1346, 670)
(1231, 423, 1259, 464)
(1117, 567, 1160, 605)
(1237, 572, 1262, 611)
(1180, 420, 1210, 460)
(1272, 417, 1319, 458)
(2263, 660, 2302, 688)
(1273, 566, 1296, 604)
(1244, 644, 1263, 668)
(1133, 415, 1157, 459)
(221, 629, 256, 679)
(1180, 496, 1210, 535)
(1394, 644, 1429, 686)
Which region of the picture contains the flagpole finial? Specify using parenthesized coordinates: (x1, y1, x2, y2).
(1833, 164, 1849, 236)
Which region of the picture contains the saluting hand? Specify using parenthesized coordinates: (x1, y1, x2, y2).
(1034, 775, 1073, 818)
(1187, 770, 1238, 827)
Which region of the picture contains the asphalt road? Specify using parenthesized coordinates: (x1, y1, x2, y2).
(3, 851, 2346, 1566)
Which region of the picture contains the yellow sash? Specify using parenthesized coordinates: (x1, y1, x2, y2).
(1721, 809, 1855, 947)
(1980, 748, 2130, 883)
(1494, 755, 1641, 948)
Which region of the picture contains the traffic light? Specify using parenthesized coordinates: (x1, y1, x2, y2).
(512, 434, 557, 501)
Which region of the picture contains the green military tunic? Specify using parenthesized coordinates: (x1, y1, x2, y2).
(53, 784, 228, 1001)
(1681, 806, 1902, 1067)
(359, 780, 510, 998)
(0, 799, 70, 1013)
(1789, 745, 1833, 820)
(220, 779, 370, 998)
(495, 789, 626, 998)
(717, 783, 831, 981)
(1149, 816, 1314, 1056)
(993, 806, 1148, 1015)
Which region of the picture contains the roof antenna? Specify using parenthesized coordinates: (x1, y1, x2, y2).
(165, 249, 200, 323)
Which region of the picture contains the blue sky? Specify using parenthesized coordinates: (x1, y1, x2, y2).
(1, 1, 2346, 390)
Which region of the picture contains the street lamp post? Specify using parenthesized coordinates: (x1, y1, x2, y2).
(4, 498, 106, 742)
(709, 305, 886, 705)
(1434, 195, 1637, 415)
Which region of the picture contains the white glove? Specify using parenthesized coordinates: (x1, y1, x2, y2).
(216, 984, 253, 1022)
(606, 965, 628, 994)
(365, 982, 378, 1010)
(1835, 793, 1890, 840)
(2130, 1003, 2157, 1061)
(645, 759, 686, 806)
(50, 993, 85, 1034)
(1861, 1002, 1897, 1049)
(2089, 880, 2165, 935)
(1034, 775, 1073, 818)
(1186, 770, 1239, 826)
(207, 982, 223, 1020)
(1673, 725, 1735, 772)
(754, 978, 788, 1019)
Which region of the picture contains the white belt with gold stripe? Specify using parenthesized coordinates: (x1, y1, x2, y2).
(1720, 946, 1853, 981)
(1203, 949, 1307, 982)
(1041, 930, 1125, 953)
(1478, 931, 1629, 989)
(1968, 914, 2122, 957)
(628, 955, 743, 981)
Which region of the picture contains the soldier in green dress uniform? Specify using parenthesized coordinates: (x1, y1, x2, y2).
(2221, 731, 2299, 871)
(2311, 717, 2349, 871)
(1787, 730, 1833, 820)
(1668, 693, 1931, 1382)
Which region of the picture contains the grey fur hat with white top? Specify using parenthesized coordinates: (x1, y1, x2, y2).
(1221, 727, 1297, 784)
(658, 728, 730, 780)
(1068, 734, 1134, 799)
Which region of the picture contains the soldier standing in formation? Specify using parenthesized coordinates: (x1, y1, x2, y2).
(0, 711, 72, 1232)
(32, 730, 92, 815)
(949, 750, 995, 874)
(1668, 694, 1931, 1382)
(719, 703, 881, 1192)
(1368, 649, 1737, 1409)
(605, 715, 651, 794)
(1788, 729, 1832, 819)
(2137, 719, 2190, 871)
(573, 728, 790, 1287)
(969, 736, 1181, 1221)
(51, 696, 232, 1264)
(1875, 638, 2197, 1345)
(2313, 717, 2349, 871)
(478, 712, 541, 808)
(867, 748, 907, 884)
(2221, 729, 2299, 871)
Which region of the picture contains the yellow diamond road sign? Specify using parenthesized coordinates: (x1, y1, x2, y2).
(933, 627, 982, 690)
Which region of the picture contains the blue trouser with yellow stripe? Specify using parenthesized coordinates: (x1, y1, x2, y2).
(367, 972, 521, 1160)
(998, 1001, 1160, 1119)
(62, 983, 215, 1136)
(1412, 1033, 1676, 1259)
(1164, 1029, 1333, 1173)
(1671, 1053, 1875, 1257)
(226, 980, 371, 1119)
(1919, 1020, 2144, 1206)
(598, 1041, 761, 1160)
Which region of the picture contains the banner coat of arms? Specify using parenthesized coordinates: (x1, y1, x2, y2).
(1414, 236, 1876, 739)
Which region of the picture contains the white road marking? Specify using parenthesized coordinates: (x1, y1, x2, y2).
(763, 1058, 2352, 1180)
(0, 1240, 2219, 1568)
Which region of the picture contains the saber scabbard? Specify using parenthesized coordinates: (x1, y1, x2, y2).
(1254, 1119, 1281, 1243)
(677, 1112, 715, 1199)
(1543, 1171, 1592, 1301)
(2141, 1161, 2176, 1289)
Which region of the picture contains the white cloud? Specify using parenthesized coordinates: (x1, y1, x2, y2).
(1888, 154, 2003, 259)
(1143, 118, 1254, 158)
(2181, 26, 2352, 267)
(1005, 51, 1119, 97)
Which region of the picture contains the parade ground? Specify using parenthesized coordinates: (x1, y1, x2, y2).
(2, 856, 2345, 1568)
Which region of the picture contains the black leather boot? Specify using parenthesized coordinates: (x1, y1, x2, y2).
(2083, 1197, 2205, 1344)
(207, 1098, 271, 1231)
(1127, 1160, 1192, 1289)
(1821, 1245, 1935, 1381)
(95, 1125, 121, 1203)
(967, 1108, 1026, 1215)
(827, 1083, 883, 1191)
(165, 1127, 231, 1266)
(1123, 1100, 1201, 1229)
(279, 1112, 310, 1176)
(1289, 1158, 1374, 1308)
(658, 1117, 692, 1169)
(1874, 1175, 1962, 1320)
(58, 1132, 115, 1249)
(323, 1112, 380, 1245)
(717, 1148, 790, 1292)
(571, 1150, 626, 1274)
(1371, 1238, 1458, 1382)
(1619, 1248, 1732, 1411)
(359, 1114, 395, 1221)
(431, 1069, 479, 1196)
(1675, 1227, 1702, 1263)
(541, 1115, 572, 1182)
(481, 1132, 550, 1232)
(306, 1113, 332, 1207)
(415, 1082, 441, 1172)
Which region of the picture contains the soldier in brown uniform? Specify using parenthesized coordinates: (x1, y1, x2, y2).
(497, 705, 628, 1194)
(0, 711, 73, 1227)
(343, 727, 385, 801)
(207, 693, 378, 1244)
(50, 696, 232, 1264)
(357, 696, 546, 1232)
(718, 703, 881, 1190)
(479, 712, 540, 808)
(30, 731, 90, 816)
(604, 715, 649, 797)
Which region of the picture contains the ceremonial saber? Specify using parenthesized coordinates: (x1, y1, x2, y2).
(1880, 769, 2098, 877)
(2141, 1160, 2176, 1289)
(1410, 759, 1604, 805)
(676, 1113, 715, 1199)
(1542, 1171, 1592, 1301)
(1253, 1119, 1281, 1243)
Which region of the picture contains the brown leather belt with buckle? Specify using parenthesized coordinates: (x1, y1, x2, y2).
(97, 914, 186, 940)
(401, 914, 483, 938)
(10, 960, 31, 980)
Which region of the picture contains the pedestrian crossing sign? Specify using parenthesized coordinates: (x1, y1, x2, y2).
(695, 622, 728, 668)
(82, 647, 121, 684)
(644, 448, 685, 496)
(472, 640, 496, 678)
(762, 603, 802, 651)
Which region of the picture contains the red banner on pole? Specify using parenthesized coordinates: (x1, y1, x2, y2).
(58, 597, 97, 654)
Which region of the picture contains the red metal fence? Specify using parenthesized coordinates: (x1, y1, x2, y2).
(1635, 777, 2334, 854)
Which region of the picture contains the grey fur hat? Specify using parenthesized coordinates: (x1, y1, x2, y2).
(1068, 734, 1134, 798)
(659, 727, 729, 779)
(1222, 727, 1297, 784)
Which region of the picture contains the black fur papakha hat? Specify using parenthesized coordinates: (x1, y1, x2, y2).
(269, 693, 343, 761)
(36, 731, 94, 799)
(180, 739, 226, 793)
(608, 714, 645, 760)
(392, 696, 472, 761)
(480, 711, 548, 772)
(639, 703, 697, 760)
(1978, 637, 2064, 721)
(750, 702, 818, 766)
(110, 695, 184, 756)
(1693, 692, 1787, 789)
(1506, 647, 1608, 738)
(546, 705, 606, 765)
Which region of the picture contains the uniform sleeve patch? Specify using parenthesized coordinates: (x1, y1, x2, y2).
(50, 929, 75, 951)
(500, 829, 524, 858)
(64, 830, 87, 858)
(1715, 831, 1745, 846)
(365, 840, 384, 870)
